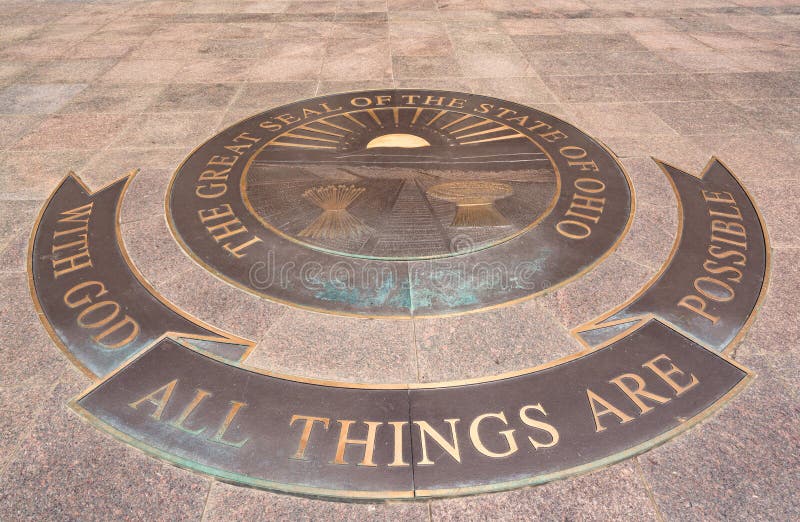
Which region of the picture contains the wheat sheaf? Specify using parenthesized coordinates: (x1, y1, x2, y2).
(299, 184, 371, 240)
(427, 181, 513, 227)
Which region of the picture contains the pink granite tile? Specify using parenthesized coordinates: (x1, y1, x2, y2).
(415, 298, 580, 383)
(204, 481, 428, 520)
(13, 113, 129, 150)
(0, 382, 210, 521)
(564, 102, 677, 137)
(640, 376, 799, 519)
(431, 461, 658, 520)
(0, 150, 93, 199)
(248, 307, 415, 384)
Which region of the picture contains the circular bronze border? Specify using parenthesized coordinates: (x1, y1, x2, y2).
(166, 90, 635, 319)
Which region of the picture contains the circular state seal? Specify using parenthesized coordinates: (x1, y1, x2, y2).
(28, 84, 768, 502)
(167, 90, 633, 317)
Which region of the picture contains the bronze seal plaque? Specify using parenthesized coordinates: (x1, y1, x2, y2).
(28, 89, 769, 501)
(167, 90, 633, 317)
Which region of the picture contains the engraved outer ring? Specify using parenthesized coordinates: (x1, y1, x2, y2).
(166, 90, 635, 318)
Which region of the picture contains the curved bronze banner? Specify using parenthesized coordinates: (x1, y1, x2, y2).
(29, 173, 254, 378)
(575, 158, 769, 352)
(72, 322, 747, 499)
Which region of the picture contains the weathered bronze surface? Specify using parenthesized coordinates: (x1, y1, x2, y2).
(73, 322, 747, 499)
(167, 90, 634, 317)
(575, 159, 768, 352)
(29, 174, 253, 378)
(245, 137, 557, 260)
(73, 338, 414, 499)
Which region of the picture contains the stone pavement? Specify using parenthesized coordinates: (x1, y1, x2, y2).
(0, 0, 798, 520)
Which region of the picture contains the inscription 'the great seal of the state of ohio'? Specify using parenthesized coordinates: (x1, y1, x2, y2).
(167, 90, 633, 317)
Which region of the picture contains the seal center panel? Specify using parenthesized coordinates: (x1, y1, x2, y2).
(241, 107, 559, 261)
(168, 90, 633, 318)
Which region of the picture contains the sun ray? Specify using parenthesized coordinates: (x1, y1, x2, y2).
(317, 118, 354, 133)
(269, 141, 337, 150)
(439, 114, 473, 131)
(450, 119, 493, 134)
(282, 132, 340, 144)
(410, 107, 425, 125)
(365, 109, 383, 126)
(455, 124, 512, 140)
(425, 110, 447, 126)
(459, 133, 527, 145)
(342, 112, 367, 128)
(298, 124, 344, 138)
